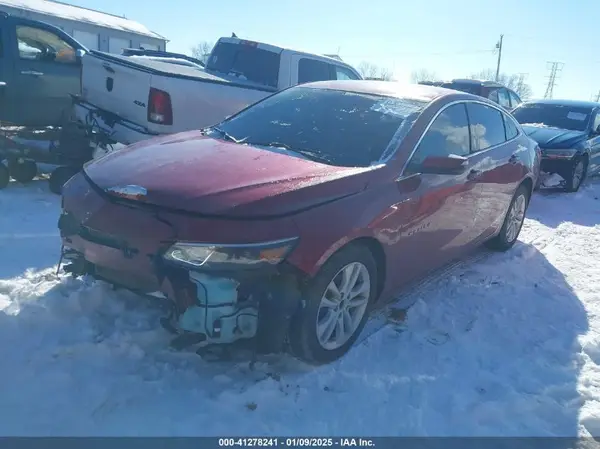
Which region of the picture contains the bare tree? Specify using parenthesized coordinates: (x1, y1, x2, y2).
(468, 69, 533, 99)
(410, 69, 438, 84)
(358, 61, 393, 81)
(191, 41, 214, 65)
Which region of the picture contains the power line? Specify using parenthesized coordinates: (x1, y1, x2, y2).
(342, 49, 495, 59)
(544, 61, 564, 99)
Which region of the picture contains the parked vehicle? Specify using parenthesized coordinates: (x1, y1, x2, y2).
(512, 99, 600, 192)
(72, 36, 363, 146)
(420, 79, 522, 111)
(0, 13, 90, 190)
(58, 81, 539, 364)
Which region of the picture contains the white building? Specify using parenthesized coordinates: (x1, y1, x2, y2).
(0, 0, 167, 54)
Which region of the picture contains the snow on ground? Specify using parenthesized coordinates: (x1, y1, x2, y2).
(0, 177, 600, 436)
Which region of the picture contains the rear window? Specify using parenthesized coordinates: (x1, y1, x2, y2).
(211, 87, 428, 167)
(206, 42, 280, 88)
(441, 82, 482, 96)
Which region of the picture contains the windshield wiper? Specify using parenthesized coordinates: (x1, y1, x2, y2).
(246, 141, 333, 164)
(204, 126, 243, 144)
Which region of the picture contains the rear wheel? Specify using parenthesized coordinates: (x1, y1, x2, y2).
(0, 162, 9, 189)
(564, 157, 587, 192)
(486, 184, 529, 251)
(8, 159, 37, 183)
(49, 166, 79, 195)
(289, 244, 377, 365)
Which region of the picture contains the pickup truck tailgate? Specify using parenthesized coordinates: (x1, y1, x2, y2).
(81, 52, 151, 125)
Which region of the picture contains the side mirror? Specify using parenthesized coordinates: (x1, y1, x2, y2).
(76, 49, 86, 59)
(420, 154, 468, 174)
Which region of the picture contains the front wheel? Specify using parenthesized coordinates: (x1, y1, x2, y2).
(486, 184, 530, 252)
(9, 159, 37, 183)
(49, 166, 79, 195)
(288, 244, 378, 365)
(564, 157, 587, 192)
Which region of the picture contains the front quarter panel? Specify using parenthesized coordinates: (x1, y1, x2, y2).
(286, 181, 394, 278)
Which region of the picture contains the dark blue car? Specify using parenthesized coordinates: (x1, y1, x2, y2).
(512, 99, 600, 192)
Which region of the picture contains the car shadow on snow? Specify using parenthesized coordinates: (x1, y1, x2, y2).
(315, 240, 590, 437)
(528, 176, 600, 229)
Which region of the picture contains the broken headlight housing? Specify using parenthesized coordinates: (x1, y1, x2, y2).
(163, 237, 299, 271)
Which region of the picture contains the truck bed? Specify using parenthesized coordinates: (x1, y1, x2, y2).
(88, 50, 277, 93)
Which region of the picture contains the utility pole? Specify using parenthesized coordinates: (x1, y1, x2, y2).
(595, 90, 600, 102)
(544, 61, 564, 99)
(495, 34, 504, 82)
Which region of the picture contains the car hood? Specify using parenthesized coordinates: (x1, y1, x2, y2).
(84, 131, 377, 218)
(521, 125, 588, 149)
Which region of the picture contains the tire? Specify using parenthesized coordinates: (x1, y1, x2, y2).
(486, 184, 530, 252)
(564, 157, 587, 192)
(8, 159, 37, 183)
(49, 166, 78, 195)
(0, 162, 9, 189)
(288, 244, 378, 365)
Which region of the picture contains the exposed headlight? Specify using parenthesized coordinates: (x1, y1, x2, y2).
(163, 237, 299, 271)
(541, 149, 576, 158)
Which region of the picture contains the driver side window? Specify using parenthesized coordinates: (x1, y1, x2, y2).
(405, 103, 470, 174)
(17, 25, 76, 64)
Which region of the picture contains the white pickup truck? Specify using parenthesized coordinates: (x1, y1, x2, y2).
(73, 37, 362, 146)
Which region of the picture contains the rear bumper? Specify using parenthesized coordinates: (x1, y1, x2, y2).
(73, 98, 160, 146)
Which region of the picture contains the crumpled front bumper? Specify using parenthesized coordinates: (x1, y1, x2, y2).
(58, 209, 303, 353)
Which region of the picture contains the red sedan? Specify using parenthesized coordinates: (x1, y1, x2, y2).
(58, 81, 540, 364)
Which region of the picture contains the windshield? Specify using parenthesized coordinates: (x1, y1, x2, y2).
(207, 87, 428, 167)
(512, 103, 593, 132)
(205, 42, 280, 88)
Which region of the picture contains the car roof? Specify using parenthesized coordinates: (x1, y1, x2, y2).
(300, 80, 463, 103)
(444, 78, 504, 88)
(522, 98, 600, 109)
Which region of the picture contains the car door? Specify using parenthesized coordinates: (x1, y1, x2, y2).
(464, 101, 524, 240)
(9, 20, 81, 126)
(383, 102, 479, 289)
(586, 109, 600, 174)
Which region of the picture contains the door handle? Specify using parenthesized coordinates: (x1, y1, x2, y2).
(509, 154, 519, 165)
(467, 169, 481, 181)
(21, 70, 44, 76)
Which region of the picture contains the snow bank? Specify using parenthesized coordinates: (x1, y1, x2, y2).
(0, 176, 600, 436)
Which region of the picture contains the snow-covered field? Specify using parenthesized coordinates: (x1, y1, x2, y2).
(1, 177, 600, 437)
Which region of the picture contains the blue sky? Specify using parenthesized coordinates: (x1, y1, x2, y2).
(70, 0, 599, 101)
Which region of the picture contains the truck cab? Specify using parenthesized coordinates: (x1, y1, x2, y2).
(0, 13, 86, 127)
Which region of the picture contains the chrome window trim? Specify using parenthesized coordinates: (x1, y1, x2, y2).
(397, 99, 523, 179)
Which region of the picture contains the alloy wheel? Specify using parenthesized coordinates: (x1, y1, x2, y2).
(572, 160, 584, 190)
(315, 262, 371, 350)
(505, 193, 526, 243)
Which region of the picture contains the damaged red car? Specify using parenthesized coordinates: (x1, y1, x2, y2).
(58, 81, 540, 364)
